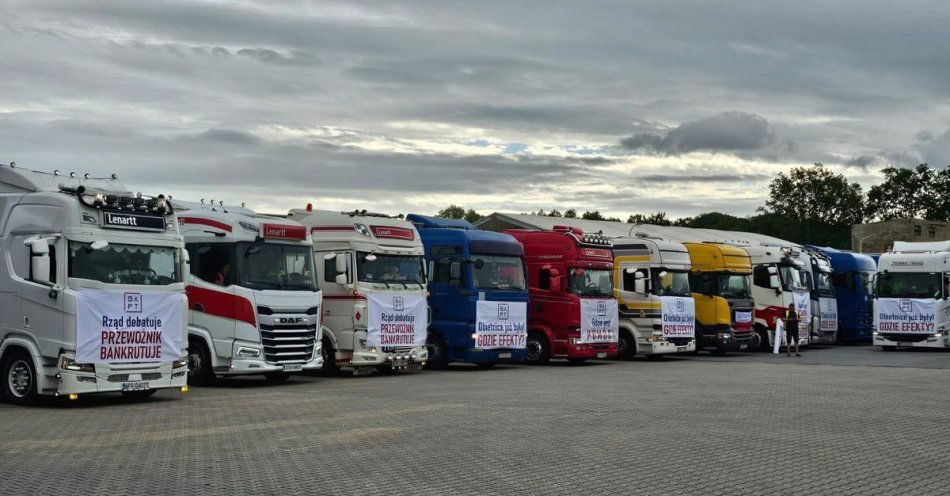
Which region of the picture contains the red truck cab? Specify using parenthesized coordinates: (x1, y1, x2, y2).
(505, 226, 620, 364)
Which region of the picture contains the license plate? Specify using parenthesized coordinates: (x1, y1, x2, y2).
(391, 357, 409, 367)
(498, 352, 512, 359)
(121, 381, 149, 392)
(282, 363, 303, 372)
(677, 346, 686, 351)
(597, 352, 607, 358)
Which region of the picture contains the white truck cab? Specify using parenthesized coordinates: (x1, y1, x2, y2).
(176, 201, 323, 383)
(612, 235, 697, 358)
(288, 206, 428, 376)
(873, 240, 950, 350)
(0, 163, 188, 404)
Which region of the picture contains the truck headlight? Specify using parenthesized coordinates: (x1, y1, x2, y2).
(172, 357, 189, 369)
(60, 356, 95, 373)
(718, 332, 732, 339)
(235, 347, 261, 358)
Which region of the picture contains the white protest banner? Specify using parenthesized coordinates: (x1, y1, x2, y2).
(367, 292, 427, 347)
(578, 299, 619, 344)
(792, 291, 810, 334)
(773, 319, 784, 354)
(819, 298, 838, 332)
(875, 298, 937, 334)
(735, 311, 753, 325)
(660, 296, 695, 338)
(475, 301, 527, 349)
(76, 289, 184, 363)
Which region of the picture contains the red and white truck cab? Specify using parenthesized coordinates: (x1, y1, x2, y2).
(175, 201, 323, 383)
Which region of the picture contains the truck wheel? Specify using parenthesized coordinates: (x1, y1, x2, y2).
(425, 333, 449, 370)
(756, 328, 771, 352)
(525, 332, 550, 365)
(265, 372, 290, 383)
(617, 330, 636, 360)
(476, 362, 496, 369)
(320, 338, 340, 377)
(121, 389, 157, 399)
(187, 339, 214, 386)
(2, 350, 39, 405)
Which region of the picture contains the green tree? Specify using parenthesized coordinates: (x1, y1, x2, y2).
(865, 164, 943, 221)
(563, 208, 577, 218)
(760, 163, 864, 243)
(582, 210, 604, 220)
(627, 212, 672, 226)
(464, 209, 482, 224)
(438, 204, 467, 219)
(548, 209, 562, 217)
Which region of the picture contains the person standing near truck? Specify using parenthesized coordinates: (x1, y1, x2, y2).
(785, 302, 801, 357)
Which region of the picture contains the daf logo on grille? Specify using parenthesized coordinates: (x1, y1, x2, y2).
(278, 317, 305, 324)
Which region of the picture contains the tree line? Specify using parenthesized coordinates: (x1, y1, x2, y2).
(438, 163, 950, 249)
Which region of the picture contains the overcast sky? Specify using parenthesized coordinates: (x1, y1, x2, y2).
(2, 0, 949, 218)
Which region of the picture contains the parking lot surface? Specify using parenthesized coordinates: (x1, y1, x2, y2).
(1, 346, 948, 496)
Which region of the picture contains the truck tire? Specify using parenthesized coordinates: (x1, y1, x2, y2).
(187, 339, 215, 386)
(2, 349, 39, 406)
(265, 372, 290, 383)
(525, 332, 550, 365)
(755, 327, 771, 352)
(617, 330, 636, 360)
(425, 333, 449, 370)
(121, 389, 158, 399)
(320, 338, 340, 377)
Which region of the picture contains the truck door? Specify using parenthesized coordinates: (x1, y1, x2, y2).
(9, 230, 66, 358)
(187, 242, 238, 358)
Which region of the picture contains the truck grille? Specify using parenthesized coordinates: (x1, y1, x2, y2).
(668, 337, 693, 346)
(259, 309, 317, 364)
(382, 346, 412, 354)
(880, 333, 931, 343)
(107, 372, 162, 382)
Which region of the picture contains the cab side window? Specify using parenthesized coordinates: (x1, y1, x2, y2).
(753, 265, 771, 288)
(191, 243, 233, 286)
(431, 260, 454, 283)
(324, 257, 339, 283)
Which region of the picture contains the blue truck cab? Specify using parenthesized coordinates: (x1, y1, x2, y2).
(809, 246, 877, 343)
(406, 214, 529, 368)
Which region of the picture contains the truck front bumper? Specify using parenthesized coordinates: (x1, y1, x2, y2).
(223, 354, 323, 375)
(349, 347, 428, 367)
(465, 348, 527, 363)
(56, 360, 189, 396)
(640, 338, 695, 355)
(564, 342, 619, 359)
(699, 330, 754, 352)
(810, 331, 837, 345)
(874, 333, 950, 349)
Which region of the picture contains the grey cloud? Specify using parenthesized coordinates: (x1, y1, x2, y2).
(637, 173, 771, 183)
(191, 129, 263, 146)
(844, 155, 878, 170)
(620, 112, 774, 156)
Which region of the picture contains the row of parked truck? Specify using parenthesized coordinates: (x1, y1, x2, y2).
(0, 163, 945, 405)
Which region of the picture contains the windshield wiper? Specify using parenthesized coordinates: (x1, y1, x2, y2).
(244, 279, 281, 289)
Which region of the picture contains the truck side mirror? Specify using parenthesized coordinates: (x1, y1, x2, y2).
(634, 271, 646, 294)
(450, 261, 461, 280)
(334, 253, 349, 285)
(24, 235, 54, 286)
(768, 266, 778, 275)
(769, 274, 780, 290)
(548, 268, 562, 293)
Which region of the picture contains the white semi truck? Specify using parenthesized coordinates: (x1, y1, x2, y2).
(0, 163, 188, 404)
(288, 206, 428, 375)
(612, 235, 697, 358)
(873, 240, 950, 350)
(175, 201, 323, 383)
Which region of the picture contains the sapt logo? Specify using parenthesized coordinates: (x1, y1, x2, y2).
(900, 300, 912, 313)
(497, 303, 510, 320)
(597, 300, 607, 316)
(676, 298, 685, 313)
(393, 296, 405, 312)
(124, 292, 142, 313)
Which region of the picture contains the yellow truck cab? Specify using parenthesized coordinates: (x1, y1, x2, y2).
(683, 243, 755, 353)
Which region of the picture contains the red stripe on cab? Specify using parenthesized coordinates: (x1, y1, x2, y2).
(186, 285, 256, 327)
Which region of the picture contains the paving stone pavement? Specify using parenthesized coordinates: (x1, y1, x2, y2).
(1, 346, 948, 496)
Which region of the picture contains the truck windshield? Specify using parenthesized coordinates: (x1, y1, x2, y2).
(357, 252, 425, 285)
(237, 242, 317, 291)
(568, 268, 613, 297)
(717, 273, 752, 299)
(878, 272, 942, 299)
(654, 270, 691, 297)
(780, 265, 807, 291)
(815, 270, 834, 293)
(472, 255, 526, 290)
(69, 241, 181, 285)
